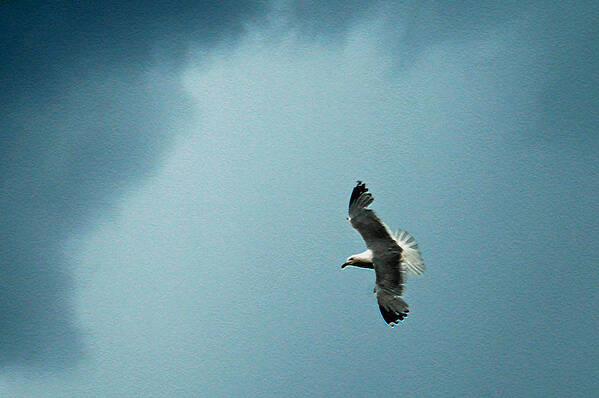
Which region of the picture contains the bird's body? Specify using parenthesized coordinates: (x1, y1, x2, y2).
(342, 181, 425, 326)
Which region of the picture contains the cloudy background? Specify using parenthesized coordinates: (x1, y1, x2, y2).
(1, 1, 598, 396)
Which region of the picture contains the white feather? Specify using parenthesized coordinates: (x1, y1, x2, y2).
(394, 229, 425, 275)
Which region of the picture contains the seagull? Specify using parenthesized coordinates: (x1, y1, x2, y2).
(342, 181, 425, 326)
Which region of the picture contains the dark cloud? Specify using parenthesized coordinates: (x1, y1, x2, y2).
(0, 1, 268, 82)
(284, 1, 527, 49)
(531, 3, 599, 145)
(284, 0, 382, 38)
(0, 0, 268, 368)
(378, 1, 599, 145)
(0, 68, 195, 369)
(385, 1, 523, 57)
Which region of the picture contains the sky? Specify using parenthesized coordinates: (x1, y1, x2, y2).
(1, 1, 598, 397)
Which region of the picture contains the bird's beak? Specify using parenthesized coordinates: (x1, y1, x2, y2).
(341, 262, 349, 269)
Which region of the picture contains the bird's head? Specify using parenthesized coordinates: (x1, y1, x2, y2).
(341, 256, 355, 269)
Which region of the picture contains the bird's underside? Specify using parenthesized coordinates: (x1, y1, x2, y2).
(343, 181, 424, 327)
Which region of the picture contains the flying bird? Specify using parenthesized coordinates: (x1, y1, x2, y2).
(342, 181, 425, 326)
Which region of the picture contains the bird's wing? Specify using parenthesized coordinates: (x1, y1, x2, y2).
(348, 181, 397, 250)
(374, 245, 409, 326)
(376, 286, 409, 327)
(394, 229, 425, 275)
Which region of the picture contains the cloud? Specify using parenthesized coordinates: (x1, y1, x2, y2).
(2, 3, 597, 392)
(6, 15, 591, 395)
(0, 0, 390, 370)
(386, 1, 599, 146)
(0, 68, 196, 369)
(281, 0, 382, 38)
(0, 0, 268, 369)
(0, 0, 390, 368)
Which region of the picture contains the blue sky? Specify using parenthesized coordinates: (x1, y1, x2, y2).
(1, 1, 598, 397)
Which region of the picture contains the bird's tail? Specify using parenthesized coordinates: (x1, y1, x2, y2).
(393, 229, 425, 275)
(376, 288, 409, 327)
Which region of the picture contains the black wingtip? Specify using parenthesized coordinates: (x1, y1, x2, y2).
(379, 305, 409, 326)
(349, 180, 368, 210)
